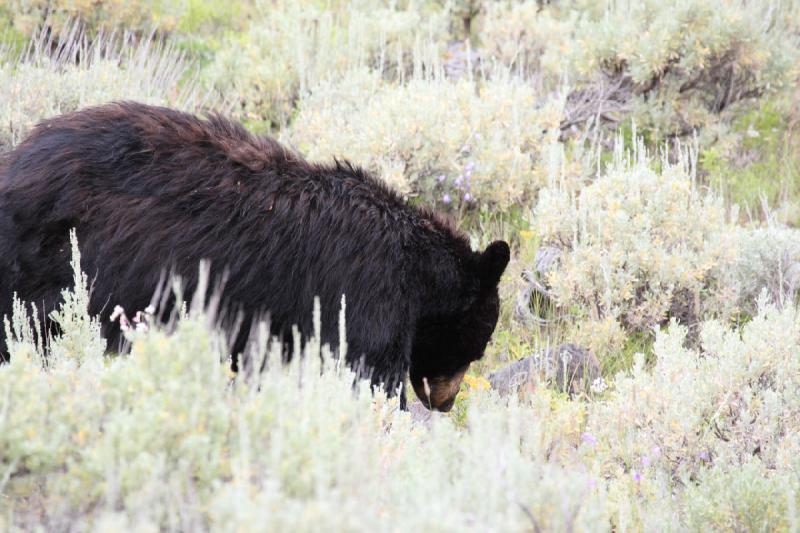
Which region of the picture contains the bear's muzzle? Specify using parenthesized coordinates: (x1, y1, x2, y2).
(412, 365, 468, 412)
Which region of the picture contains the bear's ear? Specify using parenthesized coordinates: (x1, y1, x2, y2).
(479, 240, 510, 287)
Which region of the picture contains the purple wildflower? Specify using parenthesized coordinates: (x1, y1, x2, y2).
(442, 194, 451, 204)
(699, 451, 710, 462)
(454, 175, 464, 187)
(463, 192, 473, 202)
(641, 455, 651, 467)
(465, 161, 475, 172)
(651, 446, 661, 458)
(633, 471, 642, 482)
(437, 174, 446, 183)
(581, 433, 597, 446)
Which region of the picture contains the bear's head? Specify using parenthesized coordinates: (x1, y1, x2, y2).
(410, 240, 510, 411)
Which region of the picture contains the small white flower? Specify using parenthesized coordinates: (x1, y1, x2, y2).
(590, 377, 608, 394)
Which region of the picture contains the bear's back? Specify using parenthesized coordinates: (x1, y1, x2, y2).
(2, 102, 420, 231)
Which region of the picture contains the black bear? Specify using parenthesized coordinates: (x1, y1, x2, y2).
(0, 102, 509, 411)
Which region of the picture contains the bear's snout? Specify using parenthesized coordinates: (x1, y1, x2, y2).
(434, 396, 457, 413)
(412, 365, 468, 412)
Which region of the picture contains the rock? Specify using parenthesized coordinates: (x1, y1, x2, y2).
(409, 400, 434, 426)
(534, 245, 562, 279)
(514, 245, 562, 325)
(443, 40, 482, 80)
(489, 343, 601, 397)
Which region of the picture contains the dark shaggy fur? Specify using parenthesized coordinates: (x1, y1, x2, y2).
(0, 102, 509, 410)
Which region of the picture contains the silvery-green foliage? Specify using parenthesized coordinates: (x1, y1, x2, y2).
(204, 0, 449, 129)
(685, 461, 799, 531)
(568, 0, 800, 142)
(0, 0, 187, 37)
(714, 224, 800, 316)
(289, 69, 564, 208)
(534, 138, 734, 333)
(467, 0, 800, 148)
(535, 138, 800, 340)
(0, 240, 606, 531)
(2, 231, 104, 367)
(0, 24, 202, 149)
(2, 294, 44, 366)
(2, 231, 799, 530)
(479, 0, 576, 81)
(583, 296, 800, 529)
(47, 231, 107, 364)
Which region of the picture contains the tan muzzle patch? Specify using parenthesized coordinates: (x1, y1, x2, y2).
(413, 365, 469, 412)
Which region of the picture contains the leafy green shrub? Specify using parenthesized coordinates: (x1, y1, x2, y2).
(0, 25, 202, 149)
(289, 69, 564, 209)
